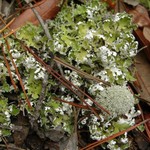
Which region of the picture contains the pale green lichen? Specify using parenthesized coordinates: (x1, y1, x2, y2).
(96, 85, 135, 117)
(0, 0, 139, 148)
(87, 106, 141, 149)
(0, 97, 19, 141)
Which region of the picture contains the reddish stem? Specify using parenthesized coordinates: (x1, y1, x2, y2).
(2, 44, 18, 91)
(5, 39, 32, 109)
(23, 45, 110, 117)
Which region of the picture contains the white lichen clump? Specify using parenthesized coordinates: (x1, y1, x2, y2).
(85, 84, 141, 149)
(87, 107, 141, 149)
(97, 85, 135, 117)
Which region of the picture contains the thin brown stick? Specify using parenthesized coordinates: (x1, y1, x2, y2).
(23, 45, 101, 117)
(1, 28, 19, 39)
(137, 96, 150, 104)
(0, 15, 32, 108)
(16, 0, 23, 9)
(1, 44, 18, 91)
(1, 137, 9, 150)
(54, 97, 96, 110)
(54, 56, 110, 86)
(5, 39, 32, 108)
(0, 18, 15, 33)
(0, 144, 25, 150)
(23, 45, 110, 117)
(137, 71, 150, 96)
(137, 103, 150, 140)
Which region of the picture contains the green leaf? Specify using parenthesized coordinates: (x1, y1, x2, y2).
(49, 101, 60, 109)
(105, 33, 117, 44)
(74, 4, 87, 16)
(113, 122, 130, 132)
(80, 64, 92, 73)
(2, 81, 10, 92)
(17, 23, 43, 48)
(61, 35, 72, 47)
(53, 116, 63, 125)
(117, 16, 131, 30)
(74, 50, 87, 62)
(103, 20, 113, 32)
(0, 116, 5, 123)
(27, 80, 42, 99)
(2, 129, 11, 137)
(11, 105, 20, 116)
(0, 99, 7, 108)
(137, 124, 145, 132)
(78, 24, 89, 37)
(26, 70, 42, 99)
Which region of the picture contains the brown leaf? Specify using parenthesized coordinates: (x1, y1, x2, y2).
(135, 5, 149, 16)
(143, 27, 150, 42)
(128, 5, 150, 27)
(10, 0, 61, 29)
(13, 113, 30, 147)
(45, 128, 65, 142)
(144, 113, 150, 132)
(64, 132, 78, 150)
(124, 0, 139, 6)
(132, 130, 150, 150)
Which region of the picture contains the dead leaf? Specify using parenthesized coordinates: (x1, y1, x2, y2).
(144, 113, 150, 132)
(135, 5, 149, 16)
(128, 5, 150, 27)
(45, 127, 65, 142)
(124, 0, 139, 6)
(12, 113, 30, 147)
(132, 130, 150, 150)
(64, 132, 78, 150)
(26, 134, 43, 150)
(143, 27, 150, 42)
(10, 0, 61, 30)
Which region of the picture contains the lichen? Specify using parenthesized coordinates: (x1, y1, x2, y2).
(96, 85, 135, 118)
(0, 0, 140, 149)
